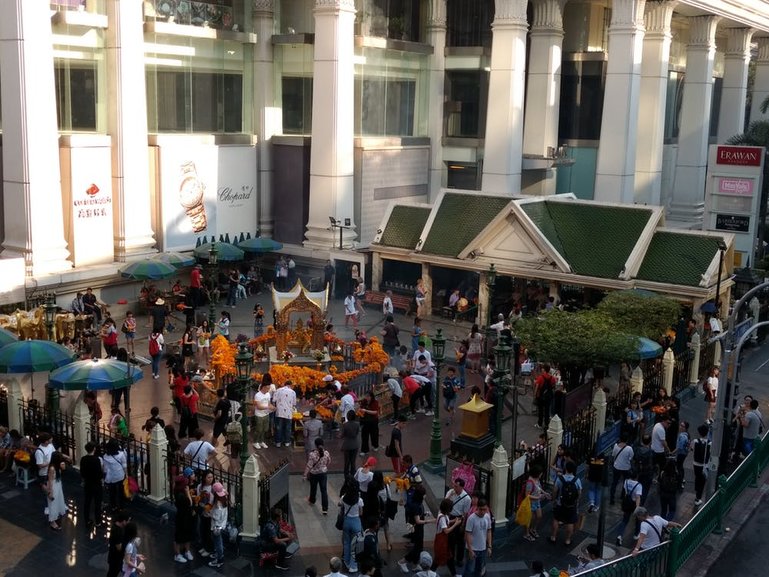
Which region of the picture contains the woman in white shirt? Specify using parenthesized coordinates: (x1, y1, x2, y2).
(253, 382, 273, 449)
(208, 483, 229, 568)
(354, 457, 376, 493)
(103, 439, 128, 512)
(339, 483, 364, 573)
(122, 522, 145, 576)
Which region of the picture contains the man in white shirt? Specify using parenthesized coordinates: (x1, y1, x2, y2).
(464, 498, 492, 577)
(609, 438, 634, 504)
(273, 381, 297, 447)
(387, 375, 403, 424)
(339, 388, 356, 422)
(35, 433, 55, 513)
(489, 313, 506, 336)
(412, 342, 432, 365)
(324, 557, 348, 577)
(446, 478, 471, 574)
(253, 382, 273, 449)
(184, 429, 216, 471)
(650, 416, 671, 476)
(383, 290, 394, 317)
(631, 507, 681, 556)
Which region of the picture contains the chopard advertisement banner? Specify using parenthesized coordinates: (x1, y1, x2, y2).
(158, 144, 257, 252)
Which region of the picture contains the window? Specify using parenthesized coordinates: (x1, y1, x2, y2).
(144, 0, 250, 32)
(663, 70, 684, 142)
(445, 70, 487, 138)
(446, 162, 480, 190)
(355, 0, 424, 42)
(360, 78, 416, 135)
(558, 59, 606, 141)
(282, 77, 313, 134)
(55, 63, 98, 132)
(446, 0, 493, 48)
(709, 77, 722, 140)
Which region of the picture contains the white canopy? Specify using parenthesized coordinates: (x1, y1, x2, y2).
(271, 280, 329, 313)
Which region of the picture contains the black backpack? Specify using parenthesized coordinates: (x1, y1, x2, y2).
(558, 475, 579, 508)
(633, 447, 655, 477)
(660, 470, 679, 495)
(692, 438, 711, 464)
(621, 481, 640, 513)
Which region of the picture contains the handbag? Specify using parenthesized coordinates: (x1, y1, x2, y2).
(384, 443, 394, 457)
(335, 503, 352, 531)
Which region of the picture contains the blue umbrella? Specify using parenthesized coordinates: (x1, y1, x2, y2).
(700, 302, 718, 314)
(193, 242, 244, 262)
(637, 337, 663, 360)
(0, 340, 76, 373)
(155, 251, 196, 269)
(0, 327, 19, 347)
(48, 358, 143, 391)
(120, 259, 177, 280)
(238, 237, 284, 254)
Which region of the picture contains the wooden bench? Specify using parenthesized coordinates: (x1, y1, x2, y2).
(362, 291, 412, 314)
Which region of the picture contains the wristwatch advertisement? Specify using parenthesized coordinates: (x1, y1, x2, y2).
(178, 160, 208, 233)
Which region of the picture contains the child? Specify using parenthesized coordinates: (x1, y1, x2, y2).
(122, 311, 137, 356)
(414, 552, 437, 577)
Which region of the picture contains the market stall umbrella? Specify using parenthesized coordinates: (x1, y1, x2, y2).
(120, 259, 177, 280)
(0, 340, 76, 373)
(637, 336, 663, 360)
(193, 242, 244, 262)
(154, 251, 196, 269)
(238, 237, 284, 254)
(48, 358, 143, 391)
(0, 327, 19, 347)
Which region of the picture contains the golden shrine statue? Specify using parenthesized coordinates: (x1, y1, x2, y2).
(272, 281, 328, 355)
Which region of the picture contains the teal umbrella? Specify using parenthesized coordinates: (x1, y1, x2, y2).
(238, 237, 283, 254)
(637, 337, 663, 360)
(48, 358, 143, 391)
(0, 327, 19, 347)
(120, 259, 177, 280)
(193, 242, 244, 262)
(155, 251, 196, 269)
(0, 340, 76, 373)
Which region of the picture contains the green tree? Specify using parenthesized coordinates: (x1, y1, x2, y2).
(596, 291, 680, 340)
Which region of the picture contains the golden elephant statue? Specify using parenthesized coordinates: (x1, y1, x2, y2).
(15, 307, 47, 340)
(55, 312, 76, 341)
(0, 314, 19, 334)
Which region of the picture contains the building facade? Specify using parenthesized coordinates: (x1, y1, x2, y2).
(0, 0, 768, 297)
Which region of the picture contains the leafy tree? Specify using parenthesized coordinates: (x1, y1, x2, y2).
(596, 291, 680, 340)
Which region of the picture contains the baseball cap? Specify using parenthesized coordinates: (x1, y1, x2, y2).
(364, 457, 377, 468)
(183, 467, 195, 478)
(212, 482, 227, 497)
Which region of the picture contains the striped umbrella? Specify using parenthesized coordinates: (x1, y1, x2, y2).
(0, 340, 76, 373)
(193, 242, 244, 262)
(120, 259, 177, 280)
(48, 358, 143, 391)
(0, 327, 19, 347)
(238, 237, 284, 254)
(154, 252, 196, 269)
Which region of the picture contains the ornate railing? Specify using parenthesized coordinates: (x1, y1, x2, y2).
(19, 399, 76, 460)
(89, 423, 150, 495)
(561, 406, 596, 467)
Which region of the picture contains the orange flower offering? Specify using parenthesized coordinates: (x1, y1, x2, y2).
(651, 406, 667, 415)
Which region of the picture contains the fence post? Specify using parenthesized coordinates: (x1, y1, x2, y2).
(662, 348, 675, 396)
(667, 527, 681, 577)
(752, 437, 762, 487)
(689, 333, 701, 387)
(630, 366, 644, 395)
(713, 339, 722, 368)
(592, 388, 606, 440)
(713, 475, 728, 535)
(72, 391, 90, 466)
(147, 424, 169, 504)
(241, 454, 261, 539)
(547, 415, 563, 468)
(7, 377, 23, 434)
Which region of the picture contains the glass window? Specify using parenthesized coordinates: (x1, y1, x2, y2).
(446, 162, 480, 190)
(143, 0, 251, 32)
(446, 0, 493, 48)
(558, 59, 605, 141)
(51, 0, 105, 14)
(282, 77, 313, 134)
(355, 0, 425, 42)
(445, 70, 487, 138)
(278, 0, 313, 34)
(710, 76, 722, 140)
(145, 37, 252, 134)
(663, 70, 684, 142)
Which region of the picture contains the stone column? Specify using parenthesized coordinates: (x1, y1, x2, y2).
(750, 296, 760, 345)
(630, 365, 644, 394)
(490, 444, 509, 527)
(427, 0, 447, 202)
(689, 332, 701, 386)
(594, 0, 646, 204)
(7, 378, 23, 434)
(304, 0, 357, 249)
(592, 387, 607, 440)
(717, 28, 754, 143)
(481, 0, 529, 195)
(522, 0, 564, 196)
(241, 454, 262, 539)
(254, 0, 278, 238)
(107, 0, 156, 261)
(147, 423, 169, 504)
(662, 347, 674, 396)
(371, 253, 383, 291)
(749, 39, 769, 124)
(477, 271, 490, 327)
(0, 0, 71, 276)
(669, 15, 720, 223)
(547, 414, 563, 467)
(634, 0, 676, 206)
(421, 263, 433, 316)
(72, 392, 90, 465)
(713, 338, 722, 368)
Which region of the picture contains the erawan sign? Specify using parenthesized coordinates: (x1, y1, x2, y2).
(704, 145, 765, 267)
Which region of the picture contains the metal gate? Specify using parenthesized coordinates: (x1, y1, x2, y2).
(258, 459, 290, 526)
(19, 399, 75, 460)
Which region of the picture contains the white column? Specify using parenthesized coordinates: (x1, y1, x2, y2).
(147, 423, 169, 504)
(522, 0, 564, 196)
(717, 28, 754, 143)
(490, 445, 509, 528)
(547, 414, 563, 467)
(634, 0, 676, 206)
(689, 332, 701, 386)
(107, 0, 156, 260)
(630, 365, 644, 394)
(254, 0, 279, 238)
(594, 0, 646, 204)
(7, 378, 23, 434)
(662, 347, 675, 396)
(72, 392, 91, 465)
(592, 387, 607, 440)
(421, 263, 433, 315)
(481, 0, 529, 195)
(304, 0, 357, 249)
(749, 39, 769, 124)
(427, 0, 447, 202)
(669, 15, 720, 223)
(0, 0, 71, 276)
(241, 454, 262, 539)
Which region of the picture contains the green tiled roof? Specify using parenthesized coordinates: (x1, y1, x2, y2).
(637, 232, 720, 287)
(521, 201, 654, 278)
(421, 193, 511, 256)
(378, 205, 431, 250)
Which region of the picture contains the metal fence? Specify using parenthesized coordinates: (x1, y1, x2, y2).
(579, 542, 670, 577)
(605, 385, 632, 429)
(19, 399, 76, 460)
(671, 349, 692, 396)
(0, 387, 8, 428)
(89, 423, 150, 495)
(640, 358, 663, 399)
(258, 459, 290, 526)
(445, 455, 494, 504)
(561, 406, 596, 467)
(508, 442, 553, 517)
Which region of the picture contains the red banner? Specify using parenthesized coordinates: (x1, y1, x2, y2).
(715, 146, 763, 166)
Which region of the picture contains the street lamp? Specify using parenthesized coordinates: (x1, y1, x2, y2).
(208, 242, 219, 328)
(714, 238, 727, 316)
(234, 341, 253, 525)
(43, 293, 60, 412)
(492, 334, 512, 447)
(427, 328, 446, 471)
(485, 264, 497, 358)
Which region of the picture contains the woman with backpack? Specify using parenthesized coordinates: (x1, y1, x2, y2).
(615, 469, 642, 547)
(522, 465, 549, 541)
(338, 479, 364, 573)
(149, 330, 164, 379)
(658, 459, 680, 520)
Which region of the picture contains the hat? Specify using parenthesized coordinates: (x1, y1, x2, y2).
(155, 298, 165, 306)
(323, 374, 334, 382)
(212, 482, 227, 497)
(419, 552, 433, 569)
(364, 457, 377, 468)
(183, 467, 195, 478)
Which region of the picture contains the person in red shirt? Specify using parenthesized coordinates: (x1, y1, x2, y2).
(190, 264, 203, 308)
(178, 384, 200, 439)
(171, 368, 189, 415)
(401, 371, 423, 418)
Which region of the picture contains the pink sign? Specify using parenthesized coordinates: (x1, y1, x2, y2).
(718, 177, 754, 196)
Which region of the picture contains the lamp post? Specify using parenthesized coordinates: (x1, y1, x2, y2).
(714, 239, 727, 316)
(427, 328, 446, 471)
(485, 264, 497, 358)
(492, 334, 512, 447)
(208, 242, 219, 329)
(43, 294, 59, 412)
(234, 341, 253, 525)
(329, 217, 352, 251)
